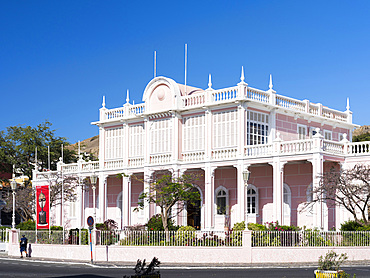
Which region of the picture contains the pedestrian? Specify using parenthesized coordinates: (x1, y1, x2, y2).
(19, 234, 28, 258)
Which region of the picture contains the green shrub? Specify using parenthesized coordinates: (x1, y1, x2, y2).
(16, 220, 35, 230)
(174, 226, 196, 245)
(232, 221, 245, 231)
(247, 222, 266, 231)
(50, 225, 63, 231)
(318, 250, 348, 271)
(340, 220, 364, 231)
(146, 214, 178, 231)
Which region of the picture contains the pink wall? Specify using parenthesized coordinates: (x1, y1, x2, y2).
(276, 113, 349, 141)
(107, 176, 122, 207)
(131, 173, 144, 208)
(284, 163, 312, 226)
(248, 164, 273, 224)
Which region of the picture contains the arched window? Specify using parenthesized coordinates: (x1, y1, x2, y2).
(247, 185, 258, 214)
(216, 186, 228, 215)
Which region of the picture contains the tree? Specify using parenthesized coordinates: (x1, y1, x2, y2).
(129, 171, 200, 239)
(0, 120, 76, 180)
(310, 164, 370, 226)
(353, 132, 370, 142)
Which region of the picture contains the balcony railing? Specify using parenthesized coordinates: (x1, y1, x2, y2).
(100, 84, 350, 123)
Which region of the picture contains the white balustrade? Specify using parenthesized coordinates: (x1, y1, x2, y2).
(62, 163, 78, 173)
(246, 88, 269, 103)
(182, 151, 205, 162)
(309, 104, 319, 115)
(280, 140, 313, 154)
(348, 142, 370, 155)
(211, 148, 237, 160)
(81, 161, 99, 172)
(182, 94, 205, 107)
(245, 144, 273, 157)
(322, 107, 347, 122)
(105, 107, 125, 120)
(323, 140, 344, 154)
(129, 103, 145, 116)
(104, 159, 124, 169)
(276, 95, 305, 112)
(150, 154, 172, 164)
(128, 157, 144, 167)
(211, 86, 238, 102)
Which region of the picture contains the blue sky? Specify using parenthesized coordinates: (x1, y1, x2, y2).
(1, 1, 370, 144)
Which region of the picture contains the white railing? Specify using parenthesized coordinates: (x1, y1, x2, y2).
(211, 148, 238, 160)
(212, 86, 239, 102)
(280, 140, 313, 154)
(182, 151, 205, 162)
(19, 230, 88, 245)
(182, 94, 205, 108)
(81, 161, 99, 172)
(61, 163, 78, 173)
(150, 154, 172, 164)
(0, 229, 9, 243)
(309, 104, 319, 115)
(322, 107, 347, 122)
(245, 144, 273, 157)
(105, 159, 124, 169)
(246, 88, 269, 104)
(105, 107, 125, 120)
(276, 95, 306, 112)
(117, 230, 243, 247)
(128, 103, 145, 116)
(252, 230, 370, 247)
(323, 140, 344, 154)
(128, 157, 144, 167)
(348, 142, 370, 155)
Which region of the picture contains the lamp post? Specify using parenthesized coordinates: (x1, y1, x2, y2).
(242, 169, 250, 223)
(10, 180, 17, 229)
(90, 173, 98, 231)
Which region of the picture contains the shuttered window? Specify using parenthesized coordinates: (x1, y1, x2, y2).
(213, 110, 238, 148)
(183, 115, 205, 151)
(105, 127, 123, 159)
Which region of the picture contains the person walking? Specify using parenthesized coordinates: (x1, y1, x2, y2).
(19, 234, 28, 258)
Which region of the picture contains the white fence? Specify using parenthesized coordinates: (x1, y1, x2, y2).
(252, 230, 370, 247)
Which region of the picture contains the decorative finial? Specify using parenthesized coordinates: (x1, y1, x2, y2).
(208, 74, 212, 89)
(240, 66, 245, 82)
(126, 89, 130, 104)
(102, 96, 106, 108)
(346, 97, 350, 111)
(269, 74, 273, 90)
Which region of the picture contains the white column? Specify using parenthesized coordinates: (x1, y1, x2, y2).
(312, 128, 325, 230)
(204, 165, 215, 230)
(123, 122, 129, 167)
(271, 159, 285, 225)
(77, 175, 83, 228)
(143, 168, 153, 222)
(122, 175, 131, 228)
(204, 109, 212, 160)
(172, 112, 180, 162)
(98, 126, 105, 170)
(144, 117, 150, 164)
(237, 163, 247, 223)
(98, 174, 107, 223)
(237, 103, 246, 157)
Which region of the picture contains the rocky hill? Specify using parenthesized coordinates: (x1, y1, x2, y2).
(353, 125, 370, 137)
(68, 135, 99, 158)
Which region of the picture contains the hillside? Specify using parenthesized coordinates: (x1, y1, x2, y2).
(68, 135, 99, 158)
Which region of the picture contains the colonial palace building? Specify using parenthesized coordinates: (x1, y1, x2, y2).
(34, 69, 370, 231)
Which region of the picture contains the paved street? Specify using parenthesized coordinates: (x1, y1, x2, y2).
(0, 257, 368, 278)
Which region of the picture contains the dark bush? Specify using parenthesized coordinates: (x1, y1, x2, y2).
(146, 214, 178, 231)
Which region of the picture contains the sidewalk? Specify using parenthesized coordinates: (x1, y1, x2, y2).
(1, 252, 369, 269)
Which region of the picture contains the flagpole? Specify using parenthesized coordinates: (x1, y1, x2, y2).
(154, 51, 156, 78)
(184, 44, 187, 94)
(61, 144, 64, 243)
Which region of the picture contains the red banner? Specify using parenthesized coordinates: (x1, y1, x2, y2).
(36, 185, 49, 229)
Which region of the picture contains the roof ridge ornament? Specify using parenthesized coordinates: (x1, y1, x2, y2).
(208, 74, 212, 89)
(240, 66, 245, 82)
(126, 89, 130, 104)
(102, 95, 106, 108)
(346, 97, 350, 112)
(269, 74, 273, 90)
